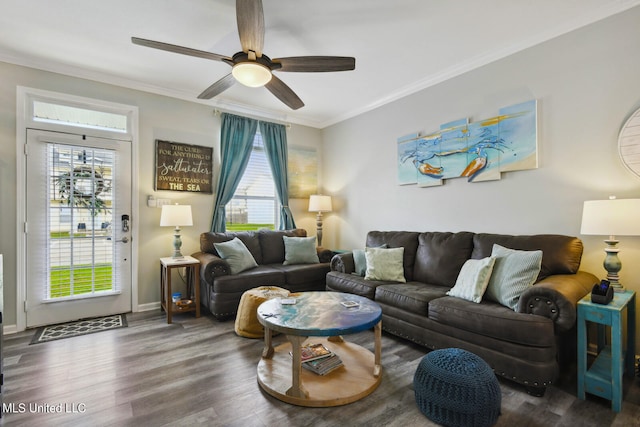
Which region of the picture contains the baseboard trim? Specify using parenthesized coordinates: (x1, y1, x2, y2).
(137, 302, 161, 312)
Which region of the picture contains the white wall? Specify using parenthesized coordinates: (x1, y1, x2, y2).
(322, 8, 640, 349)
(0, 62, 322, 328)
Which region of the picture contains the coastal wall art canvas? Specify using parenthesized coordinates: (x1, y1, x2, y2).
(288, 146, 318, 198)
(397, 100, 537, 187)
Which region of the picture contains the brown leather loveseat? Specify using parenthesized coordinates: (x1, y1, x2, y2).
(326, 231, 597, 396)
(193, 229, 332, 319)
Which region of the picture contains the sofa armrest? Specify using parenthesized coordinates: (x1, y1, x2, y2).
(517, 270, 597, 332)
(191, 251, 231, 286)
(330, 252, 355, 274)
(316, 247, 334, 263)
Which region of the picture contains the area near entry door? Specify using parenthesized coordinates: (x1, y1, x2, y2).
(25, 129, 132, 328)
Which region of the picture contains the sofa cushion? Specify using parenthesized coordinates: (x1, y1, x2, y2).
(366, 231, 420, 281)
(413, 232, 475, 287)
(447, 256, 496, 303)
(365, 247, 406, 282)
(471, 233, 583, 280)
(211, 265, 285, 294)
(326, 271, 389, 299)
(283, 235, 320, 265)
(270, 262, 330, 286)
(428, 296, 554, 347)
(375, 283, 449, 316)
(485, 244, 542, 310)
(259, 229, 306, 264)
(200, 231, 263, 264)
(213, 237, 259, 274)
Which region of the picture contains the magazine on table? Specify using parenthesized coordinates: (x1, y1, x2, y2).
(303, 354, 344, 376)
(290, 342, 333, 363)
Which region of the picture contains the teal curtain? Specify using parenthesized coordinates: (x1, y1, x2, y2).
(211, 113, 258, 232)
(260, 120, 296, 230)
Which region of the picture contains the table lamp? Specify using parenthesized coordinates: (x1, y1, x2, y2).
(580, 197, 640, 291)
(308, 195, 332, 247)
(160, 204, 193, 258)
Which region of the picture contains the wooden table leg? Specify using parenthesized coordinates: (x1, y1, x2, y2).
(374, 320, 382, 378)
(286, 334, 309, 399)
(166, 265, 172, 324)
(262, 326, 274, 359)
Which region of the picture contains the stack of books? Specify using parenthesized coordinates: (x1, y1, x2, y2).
(293, 343, 344, 376)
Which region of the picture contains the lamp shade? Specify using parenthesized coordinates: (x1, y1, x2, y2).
(160, 204, 193, 227)
(580, 198, 640, 236)
(308, 195, 332, 213)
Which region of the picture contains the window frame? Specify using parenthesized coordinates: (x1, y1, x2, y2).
(226, 130, 278, 231)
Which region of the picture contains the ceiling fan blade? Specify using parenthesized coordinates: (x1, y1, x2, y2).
(236, 0, 264, 57)
(197, 74, 236, 99)
(273, 56, 356, 72)
(265, 75, 304, 110)
(132, 37, 232, 63)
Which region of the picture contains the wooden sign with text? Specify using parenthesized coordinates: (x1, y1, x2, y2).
(155, 140, 213, 193)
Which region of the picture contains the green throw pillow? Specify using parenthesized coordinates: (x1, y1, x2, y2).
(214, 237, 258, 275)
(447, 257, 496, 303)
(352, 244, 388, 276)
(364, 247, 406, 282)
(485, 244, 543, 310)
(283, 236, 320, 265)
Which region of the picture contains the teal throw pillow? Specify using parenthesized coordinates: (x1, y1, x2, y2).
(364, 247, 406, 282)
(447, 256, 496, 303)
(485, 244, 543, 310)
(353, 249, 367, 276)
(283, 236, 320, 265)
(214, 237, 258, 275)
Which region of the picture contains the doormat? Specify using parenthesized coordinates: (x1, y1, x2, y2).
(30, 314, 127, 345)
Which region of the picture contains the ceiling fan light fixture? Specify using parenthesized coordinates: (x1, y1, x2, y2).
(232, 62, 272, 87)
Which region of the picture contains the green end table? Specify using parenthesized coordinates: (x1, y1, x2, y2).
(577, 289, 636, 412)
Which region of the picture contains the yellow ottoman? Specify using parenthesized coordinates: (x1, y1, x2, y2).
(234, 286, 290, 338)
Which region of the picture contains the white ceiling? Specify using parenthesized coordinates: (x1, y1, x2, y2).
(1, 0, 638, 129)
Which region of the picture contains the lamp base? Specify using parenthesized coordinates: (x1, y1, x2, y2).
(603, 238, 623, 292)
(171, 227, 184, 258)
(315, 212, 324, 247)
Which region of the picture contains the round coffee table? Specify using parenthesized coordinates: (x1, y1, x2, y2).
(256, 291, 382, 407)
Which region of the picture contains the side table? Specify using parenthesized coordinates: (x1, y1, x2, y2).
(160, 256, 201, 324)
(577, 289, 636, 412)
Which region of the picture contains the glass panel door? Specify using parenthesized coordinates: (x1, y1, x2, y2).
(26, 129, 132, 327)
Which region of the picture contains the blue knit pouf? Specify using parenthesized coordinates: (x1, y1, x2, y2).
(413, 348, 501, 427)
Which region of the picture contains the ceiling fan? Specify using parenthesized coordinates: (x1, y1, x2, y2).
(132, 0, 356, 110)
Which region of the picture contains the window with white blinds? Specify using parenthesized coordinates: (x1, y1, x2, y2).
(47, 143, 118, 299)
(226, 131, 277, 231)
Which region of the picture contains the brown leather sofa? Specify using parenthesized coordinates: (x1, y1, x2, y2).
(326, 231, 597, 396)
(192, 229, 332, 319)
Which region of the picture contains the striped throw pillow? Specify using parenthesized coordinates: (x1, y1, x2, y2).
(485, 244, 542, 310)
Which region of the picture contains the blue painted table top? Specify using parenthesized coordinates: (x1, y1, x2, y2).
(257, 291, 382, 336)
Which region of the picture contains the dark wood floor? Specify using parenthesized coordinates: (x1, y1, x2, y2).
(1, 310, 639, 426)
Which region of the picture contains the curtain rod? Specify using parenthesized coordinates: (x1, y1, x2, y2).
(213, 108, 292, 129)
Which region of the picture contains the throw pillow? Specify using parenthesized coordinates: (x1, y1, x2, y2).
(446, 257, 496, 303)
(283, 236, 320, 265)
(214, 237, 258, 275)
(485, 244, 543, 310)
(352, 244, 388, 276)
(364, 247, 406, 282)
(352, 249, 367, 276)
